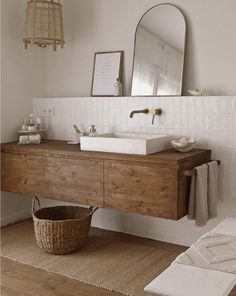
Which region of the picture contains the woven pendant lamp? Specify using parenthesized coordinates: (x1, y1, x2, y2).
(23, 0, 65, 51)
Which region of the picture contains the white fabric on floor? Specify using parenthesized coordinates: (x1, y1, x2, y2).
(144, 218, 236, 296)
(211, 218, 236, 237)
(175, 232, 236, 274)
(144, 263, 236, 296)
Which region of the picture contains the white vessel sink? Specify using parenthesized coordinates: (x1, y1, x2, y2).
(80, 133, 172, 155)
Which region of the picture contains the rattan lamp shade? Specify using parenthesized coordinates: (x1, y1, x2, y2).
(23, 0, 65, 51)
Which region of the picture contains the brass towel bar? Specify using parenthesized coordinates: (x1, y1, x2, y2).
(183, 160, 221, 177)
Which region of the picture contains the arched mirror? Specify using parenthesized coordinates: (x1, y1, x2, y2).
(131, 4, 186, 96)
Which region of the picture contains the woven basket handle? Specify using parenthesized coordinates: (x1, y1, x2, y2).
(89, 207, 99, 215)
(32, 196, 41, 215)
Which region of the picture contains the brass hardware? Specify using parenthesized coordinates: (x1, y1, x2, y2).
(90, 125, 96, 133)
(154, 108, 162, 116)
(152, 108, 162, 125)
(129, 108, 149, 118)
(183, 160, 221, 176)
(73, 124, 81, 134)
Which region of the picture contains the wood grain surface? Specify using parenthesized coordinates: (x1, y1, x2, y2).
(43, 157, 103, 206)
(104, 163, 178, 219)
(1, 140, 212, 220)
(1, 153, 46, 196)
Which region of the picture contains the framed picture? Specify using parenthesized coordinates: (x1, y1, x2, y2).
(91, 51, 123, 96)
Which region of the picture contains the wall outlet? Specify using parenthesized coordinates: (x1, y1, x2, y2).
(41, 107, 55, 117)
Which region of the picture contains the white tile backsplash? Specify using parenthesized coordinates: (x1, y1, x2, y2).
(33, 96, 236, 246)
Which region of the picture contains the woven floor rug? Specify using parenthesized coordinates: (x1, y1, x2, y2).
(1, 220, 182, 296)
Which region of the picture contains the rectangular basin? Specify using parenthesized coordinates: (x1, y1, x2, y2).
(80, 133, 172, 155)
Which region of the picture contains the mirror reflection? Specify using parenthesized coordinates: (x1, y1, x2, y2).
(131, 4, 186, 96)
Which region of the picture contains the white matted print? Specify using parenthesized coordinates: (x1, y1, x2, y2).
(91, 51, 123, 96)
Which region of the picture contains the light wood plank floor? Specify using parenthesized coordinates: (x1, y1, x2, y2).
(1, 225, 236, 296)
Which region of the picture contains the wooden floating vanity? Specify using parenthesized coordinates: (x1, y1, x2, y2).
(1, 140, 211, 220)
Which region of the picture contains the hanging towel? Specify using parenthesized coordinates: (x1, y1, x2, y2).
(188, 164, 208, 226)
(207, 161, 218, 219)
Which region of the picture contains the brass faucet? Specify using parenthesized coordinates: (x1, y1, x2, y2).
(129, 108, 149, 118)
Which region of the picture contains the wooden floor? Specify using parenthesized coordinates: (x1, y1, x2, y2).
(1, 225, 236, 296)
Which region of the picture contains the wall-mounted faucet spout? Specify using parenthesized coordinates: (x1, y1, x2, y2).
(129, 108, 149, 118)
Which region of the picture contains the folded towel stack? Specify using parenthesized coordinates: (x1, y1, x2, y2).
(188, 161, 219, 226)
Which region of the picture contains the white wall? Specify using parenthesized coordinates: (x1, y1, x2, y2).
(33, 96, 236, 246)
(1, 0, 236, 245)
(1, 0, 44, 226)
(38, 0, 236, 246)
(44, 0, 236, 97)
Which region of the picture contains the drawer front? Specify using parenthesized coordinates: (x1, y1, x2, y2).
(104, 162, 178, 219)
(43, 157, 104, 207)
(1, 153, 45, 196)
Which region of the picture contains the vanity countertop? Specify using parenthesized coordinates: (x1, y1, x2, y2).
(1, 139, 211, 167)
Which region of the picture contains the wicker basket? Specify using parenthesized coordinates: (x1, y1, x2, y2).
(32, 197, 98, 255)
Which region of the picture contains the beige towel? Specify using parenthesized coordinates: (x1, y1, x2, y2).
(188, 164, 208, 226)
(207, 161, 218, 219)
(188, 161, 218, 226)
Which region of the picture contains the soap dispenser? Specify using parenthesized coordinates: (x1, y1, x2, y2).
(89, 125, 97, 136)
(113, 78, 122, 96)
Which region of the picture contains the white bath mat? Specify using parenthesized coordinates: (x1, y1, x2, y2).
(175, 232, 236, 274)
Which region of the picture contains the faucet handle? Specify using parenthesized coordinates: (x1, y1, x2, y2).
(89, 125, 96, 133)
(154, 108, 162, 116)
(152, 115, 155, 125)
(151, 108, 162, 125)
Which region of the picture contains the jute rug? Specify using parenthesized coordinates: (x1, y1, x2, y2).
(1, 220, 179, 296)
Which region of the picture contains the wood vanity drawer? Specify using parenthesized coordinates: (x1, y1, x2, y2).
(43, 157, 104, 207)
(1, 153, 45, 196)
(1, 140, 212, 220)
(104, 162, 179, 219)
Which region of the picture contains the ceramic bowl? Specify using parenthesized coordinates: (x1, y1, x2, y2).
(171, 137, 198, 152)
(188, 88, 203, 96)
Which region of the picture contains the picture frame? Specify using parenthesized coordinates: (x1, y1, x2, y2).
(91, 51, 124, 97)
